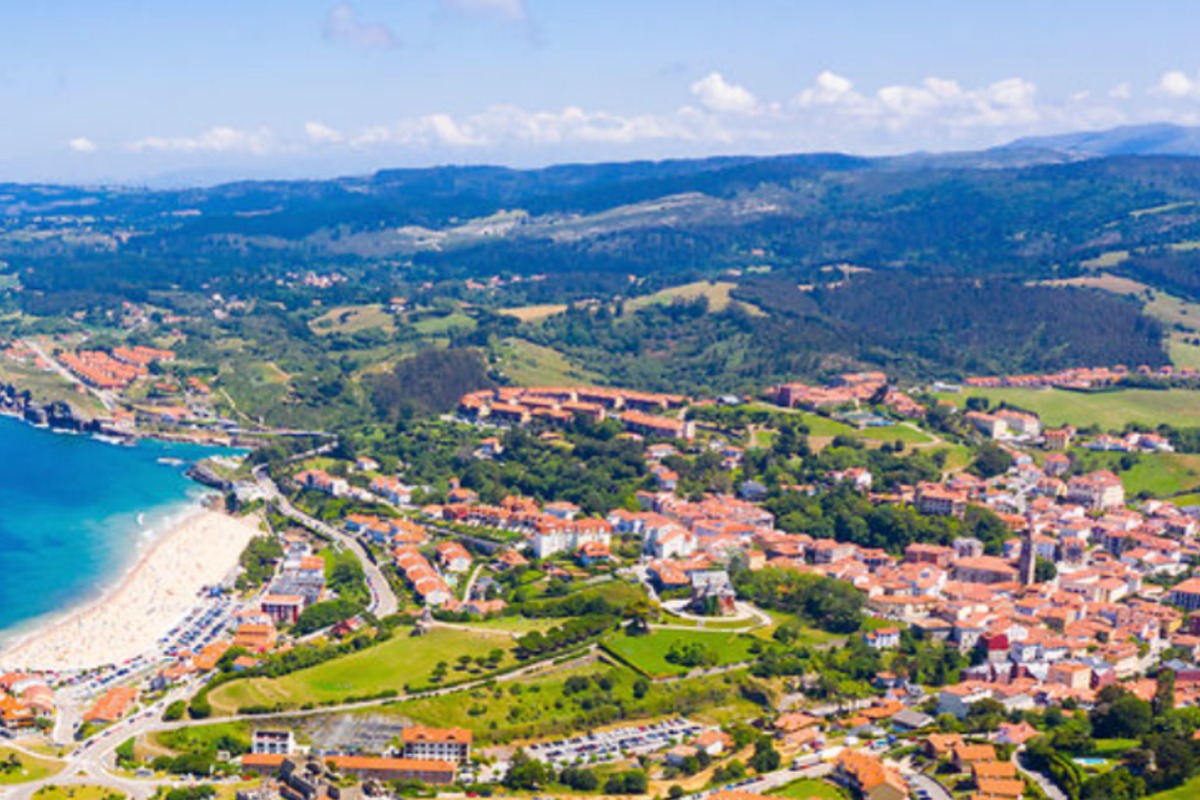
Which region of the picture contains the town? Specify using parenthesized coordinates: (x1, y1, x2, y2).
(3, 367, 1200, 800)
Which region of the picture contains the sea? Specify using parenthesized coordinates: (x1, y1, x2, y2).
(0, 416, 233, 643)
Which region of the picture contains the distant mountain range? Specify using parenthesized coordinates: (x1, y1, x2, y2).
(1006, 123, 1200, 158)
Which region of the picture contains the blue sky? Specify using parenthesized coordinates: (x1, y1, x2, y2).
(6, 0, 1200, 183)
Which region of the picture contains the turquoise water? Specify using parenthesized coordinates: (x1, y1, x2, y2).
(0, 417, 229, 640)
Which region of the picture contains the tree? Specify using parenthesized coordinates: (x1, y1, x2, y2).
(1090, 687, 1152, 739)
(971, 442, 1013, 478)
(1154, 669, 1176, 716)
(1035, 557, 1058, 583)
(750, 738, 781, 774)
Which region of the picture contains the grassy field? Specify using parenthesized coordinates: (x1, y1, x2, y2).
(206, 627, 514, 714)
(410, 312, 477, 335)
(0, 747, 65, 785)
(1036, 273, 1149, 295)
(1148, 774, 1200, 800)
(1069, 451, 1200, 498)
(774, 779, 848, 800)
(935, 387, 1200, 430)
(493, 337, 602, 386)
(309, 304, 396, 336)
(626, 281, 765, 316)
(393, 662, 760, 744)
(0, 358, 108, 418)
(602, 629, 759, 678)
(31, 787, 124, 800)
(498, 304, 568, 322)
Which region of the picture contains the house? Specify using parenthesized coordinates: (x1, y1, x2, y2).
(864, 628, 901, 650)
(952, 743, 997, 772)
(436, 541, 473, 573)
(233, 621, 279, 652)
(915, 483, 967, 517)
(891, 708, 933, 731)
(693, 729, 733, 756)
(577, 540, 612, 567)
(834, 749, 909, 800)
(400, 726, 472, 764)
(938, 684, 993, 718)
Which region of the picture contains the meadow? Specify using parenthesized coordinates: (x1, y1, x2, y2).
(935, 387, 1200, 430)
(206, 627, 514, 715)
(601, 629, 759, 678)
(0, 747, 65, 786)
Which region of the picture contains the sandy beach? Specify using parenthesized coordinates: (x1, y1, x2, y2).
(0, 508, 261, 672)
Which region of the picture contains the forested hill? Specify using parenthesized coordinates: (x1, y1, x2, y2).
(7, 129, 1200, 396)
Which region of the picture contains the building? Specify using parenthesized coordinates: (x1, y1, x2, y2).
(83, 686, 138, 724)
(400, 726, 473, 764)
(261, 594, 306, 626)
(252, 730, 297, 756)
(326, 755, 456, 784)
(1170, 577, 1200, 612)
(1066, 471, 1126, 512)
(915, 483, 967, 517)
(834, 749, 909, 800)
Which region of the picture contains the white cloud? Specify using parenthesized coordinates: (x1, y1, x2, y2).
(442, 0, 528, 22)
(68, 137, 98, 153)
(305, 121, 344, 145)
(1109, 82, 1132, 100)
(690, 72, 758, 114)
(1153, 70, 1200, 99)
(796, 70, 864, 109)
(127, 126, 276, 155)
(324, 4, 399, 50)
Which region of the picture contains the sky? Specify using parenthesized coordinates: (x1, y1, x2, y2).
(7, 0, 1200, 184)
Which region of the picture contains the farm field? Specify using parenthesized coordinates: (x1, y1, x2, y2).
(498, 303, 568, 322)
(0, 747, 65, 785)
(934, 387, 1200, 430)
(410, 312, 477, 335)
(206, 627, 514, 715)
(774, 779, 848, 800)
(493, 337, 602, 386)
(602, 629, 759, 678)
(309, 304, 395, 336)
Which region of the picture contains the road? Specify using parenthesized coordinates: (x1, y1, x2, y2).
(1, 643, 602, 800)
(22, 338, 115, 411)
(909, 772, 954, 800)
(1013, 747, 1068, 800)
(252, 464, 399, 618)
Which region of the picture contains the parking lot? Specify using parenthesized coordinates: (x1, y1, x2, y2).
(525, 718, 704, 767)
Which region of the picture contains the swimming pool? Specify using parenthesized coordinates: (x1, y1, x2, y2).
(1073, 757, 1108, 767)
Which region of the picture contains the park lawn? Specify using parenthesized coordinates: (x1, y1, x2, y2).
(751, 610, 842, 646)
(31, 787, 122, 800)
(774, 778, 848, 800)
(493, 337, 602, 386)
(1091, 738, 1139, 758)
(934, 387, 1200, 430)
(0, 747, 65, 785)
(206, 627, 515, 715)
(392, 662, 760, 745)
(855, 423, 936, 445)
(1069, 451, 1200, 498)
(602, 629, 760, 678)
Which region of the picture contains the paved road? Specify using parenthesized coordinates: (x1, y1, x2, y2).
(909, 772, 954, 800)
(253, 464, 399, 617)
(22, 338, 115, 411)
(1013, 747, 1069, 800)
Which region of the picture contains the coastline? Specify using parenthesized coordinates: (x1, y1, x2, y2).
(0, 506, 261, 672)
